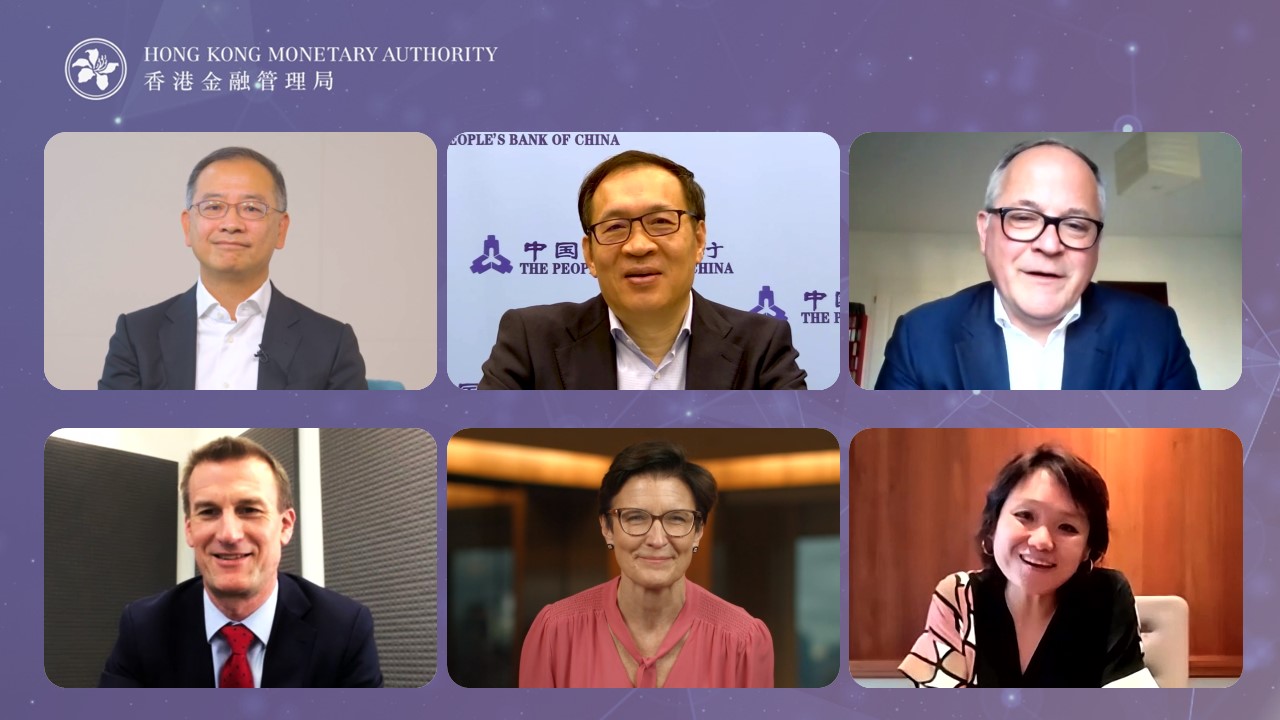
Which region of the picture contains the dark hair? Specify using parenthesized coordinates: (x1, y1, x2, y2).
(598, 440, 717, 528)
(984, 138, 1106, 217)
(577, 150, 706, 233)
(186, 146, 288, 210)
(180, 436, 293, 516)
(976, 444, 1110, 572)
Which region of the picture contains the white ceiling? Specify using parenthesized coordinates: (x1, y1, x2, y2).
(850, 132, 1241, 237)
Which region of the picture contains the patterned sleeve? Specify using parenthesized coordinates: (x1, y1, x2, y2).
(899, 572, 978, 688)
(1100, 573, 1159, 688)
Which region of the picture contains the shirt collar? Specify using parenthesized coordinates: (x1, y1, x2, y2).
(607, 291, 694, 344)
(991, 286, 1082, 337)
(195, 277, 273, 320)
(202, 576, 280, 646)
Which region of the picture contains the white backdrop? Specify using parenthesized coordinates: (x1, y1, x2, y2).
(446, 132, 841, 389)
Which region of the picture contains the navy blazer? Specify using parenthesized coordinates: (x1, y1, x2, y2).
(477, 290, 808, 390)
(99, 573, 383, 688)
(98, 284, 367, 390)
(873, 282, 1200, 390)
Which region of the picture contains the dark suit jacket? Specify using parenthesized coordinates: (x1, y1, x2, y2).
(478, 291, 808, 390)
(873, 282, 1200, 390)
(99, 573, 383, 688)
(98, 284, 367, 390)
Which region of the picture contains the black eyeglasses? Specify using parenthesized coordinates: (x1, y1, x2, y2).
(190, 199, 286, 220)
(607, 508, 703, 537)
(986, 207, 1103, 250)
(588, 209, 699, 245)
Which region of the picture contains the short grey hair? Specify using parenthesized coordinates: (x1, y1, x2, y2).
(185, 146, 288, 210)
(983, 138, 1106, 218)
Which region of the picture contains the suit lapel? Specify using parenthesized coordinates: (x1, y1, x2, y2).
(554, 295, 618, 389)
(955, 287, 1011, 390)
(159, 286, 198, 390)
(262, 574, 317, 688)
(686, 292, 743, 390)
(174, 579, 216, 687)
(257, 285, 302, 390)
(1062, 285, 1110, 390)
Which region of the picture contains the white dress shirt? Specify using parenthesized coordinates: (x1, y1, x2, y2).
(194, 279, 272, 390)
(993, 287, 1082, 390)
(202, 580, 279, 688)
(609, 292, 694, 390)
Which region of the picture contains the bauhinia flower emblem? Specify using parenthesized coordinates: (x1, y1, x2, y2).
(71, 48, 120, 91)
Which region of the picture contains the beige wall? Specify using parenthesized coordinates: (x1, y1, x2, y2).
(44, 133, 437, 389)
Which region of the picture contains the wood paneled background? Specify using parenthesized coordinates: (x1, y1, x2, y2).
(848, 428, 1242, 677)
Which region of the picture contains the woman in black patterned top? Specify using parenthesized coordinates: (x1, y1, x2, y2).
(899, 444, 1157, 688)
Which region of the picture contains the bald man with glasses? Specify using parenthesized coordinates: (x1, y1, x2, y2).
(98, 146, 367, 390)
(874, 139, 1199, 391)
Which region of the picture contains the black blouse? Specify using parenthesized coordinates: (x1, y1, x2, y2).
(970, 567, 1148, 687)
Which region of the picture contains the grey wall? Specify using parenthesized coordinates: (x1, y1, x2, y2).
(44, 438, 178, 688)
(240, 428, 300, 576)
(320, 428, 437, 687)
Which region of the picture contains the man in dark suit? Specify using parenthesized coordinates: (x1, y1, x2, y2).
(874, 139, 1199, 390)
(99, 436, 383, 687)
(478, 150, 806, 390)
(98, 146, 367, 390)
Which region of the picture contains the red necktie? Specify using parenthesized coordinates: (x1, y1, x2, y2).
(219, 623, 256, 688)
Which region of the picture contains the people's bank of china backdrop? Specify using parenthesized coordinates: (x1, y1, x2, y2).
(446, 132, 840, 388)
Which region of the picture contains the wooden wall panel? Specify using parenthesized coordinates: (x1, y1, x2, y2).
(848, 428, 1242, 676)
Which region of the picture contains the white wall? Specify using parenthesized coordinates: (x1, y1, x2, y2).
(850, 231, 1241, 390)
(51, 428, 249, 463)
(296, 428, 324, 585)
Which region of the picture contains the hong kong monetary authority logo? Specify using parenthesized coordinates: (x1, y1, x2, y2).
(65, 38, 127, 100)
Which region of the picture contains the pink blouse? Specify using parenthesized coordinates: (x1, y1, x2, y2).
(518, 577, 774, 688)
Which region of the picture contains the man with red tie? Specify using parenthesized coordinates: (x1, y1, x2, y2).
(99, 436, 383, 687)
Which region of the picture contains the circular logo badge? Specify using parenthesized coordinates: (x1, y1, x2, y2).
(65, 38, 128, 100)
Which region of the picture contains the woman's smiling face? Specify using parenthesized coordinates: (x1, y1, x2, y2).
(600, 474, 703, 592)
(991, 468, 1091, 597)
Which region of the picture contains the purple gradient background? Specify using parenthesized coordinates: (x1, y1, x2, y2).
(4, 0, 1277, 717)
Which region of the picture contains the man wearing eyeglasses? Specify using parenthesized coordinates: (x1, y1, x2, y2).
(874, 139, 1199, 390)
(98, 147, 368, 389)
(478, 149, 807, 390)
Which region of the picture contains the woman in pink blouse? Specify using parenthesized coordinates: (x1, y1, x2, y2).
(518, 441, 774, 688)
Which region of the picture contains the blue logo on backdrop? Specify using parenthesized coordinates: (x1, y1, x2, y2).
(66, 38, 128, 100)
(748, 285, 788, 321)
(471, 234, 513, 274)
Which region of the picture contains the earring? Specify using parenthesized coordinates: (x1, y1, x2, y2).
(981, 539, 993, 556)
(692, 546, 699, 553)
(1086, 558, 1094, 573)
(606, 543, 614, 550)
